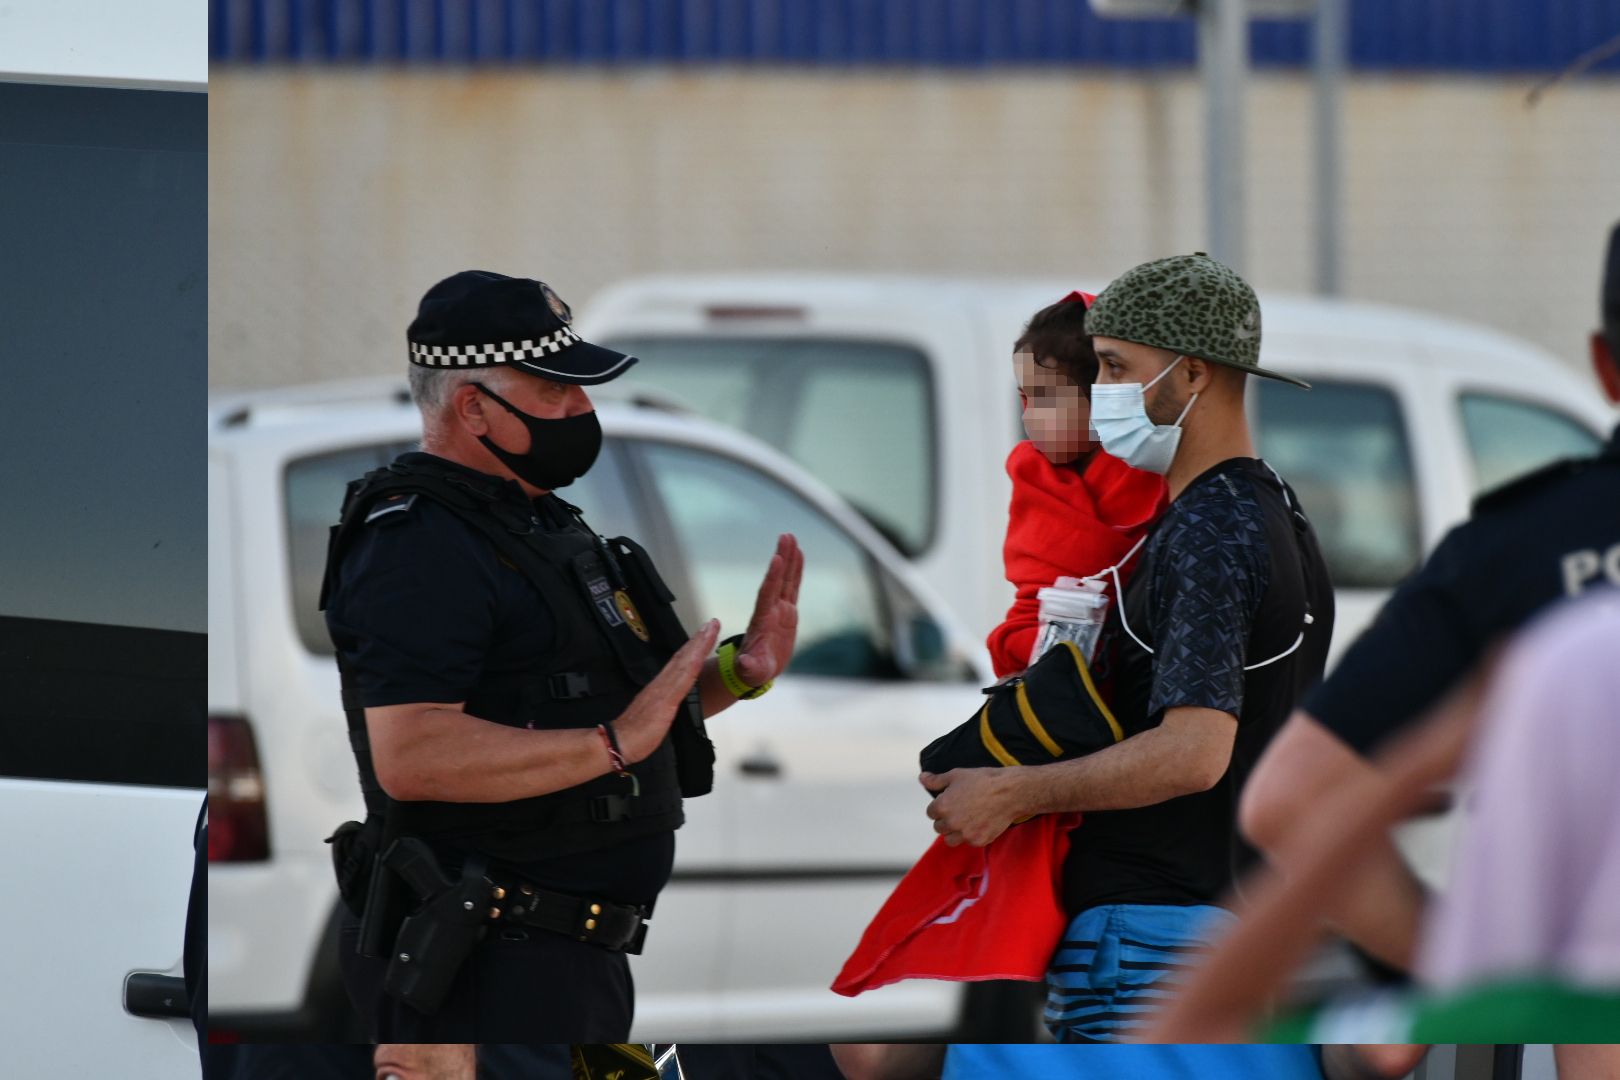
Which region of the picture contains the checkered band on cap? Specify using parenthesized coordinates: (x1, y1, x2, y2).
(408, 325, 583, 367)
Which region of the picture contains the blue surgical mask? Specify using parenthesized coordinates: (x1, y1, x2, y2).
(1088, 355, 1197, 475)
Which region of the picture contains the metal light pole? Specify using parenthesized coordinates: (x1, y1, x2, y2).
(1093, 0, 1318, 278)
(1199, 0, 1248, 275)
(1312, 0, 1346, 295)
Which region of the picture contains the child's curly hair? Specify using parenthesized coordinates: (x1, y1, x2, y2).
(1014, 294, 1098, 395)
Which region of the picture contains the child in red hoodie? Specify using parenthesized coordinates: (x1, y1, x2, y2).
(835, 293, 1165, 999)
(990, 291, 1167, 676)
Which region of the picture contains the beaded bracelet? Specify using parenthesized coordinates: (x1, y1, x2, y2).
(596, 722, 629, 775)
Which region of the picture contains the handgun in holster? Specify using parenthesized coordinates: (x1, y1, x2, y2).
(609, 535, 716, 798)
(372, 838, 492, 1015)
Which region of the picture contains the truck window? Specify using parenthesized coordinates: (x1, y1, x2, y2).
(1255, 379, 1422, 589)
(636, 440, 900, 680)
(1459, 392, 1602, 495)
(0, 84, 205, 788)
(602, 338, 936, 557)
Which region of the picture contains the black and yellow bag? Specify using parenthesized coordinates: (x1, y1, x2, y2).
(920, 640, 1125, 774)
(570, 1044, 659, 1080)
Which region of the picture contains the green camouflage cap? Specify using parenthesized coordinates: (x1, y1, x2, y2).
(1085, 252, 1310, 389)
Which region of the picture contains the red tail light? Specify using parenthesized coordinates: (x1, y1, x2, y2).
(208, 714, 270, 862)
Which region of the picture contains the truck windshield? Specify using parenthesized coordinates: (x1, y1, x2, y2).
(600, 337, 936, 557)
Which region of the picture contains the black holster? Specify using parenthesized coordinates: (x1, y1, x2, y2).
(325, 815, 382, 917)
(378, 838, 492, 1016)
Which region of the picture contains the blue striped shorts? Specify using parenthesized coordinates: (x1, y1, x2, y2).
(1044, 902, 1236, 1043)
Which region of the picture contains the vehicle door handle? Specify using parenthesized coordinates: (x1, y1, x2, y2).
(737, 753, 783, 779)
(124, 972, 189, 1020)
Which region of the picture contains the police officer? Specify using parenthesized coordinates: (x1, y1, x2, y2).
(1241, 222, 1620, 973)
(321, 270, 803, 1043)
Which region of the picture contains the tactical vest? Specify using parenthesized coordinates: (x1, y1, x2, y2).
(319, 455, 694, 864)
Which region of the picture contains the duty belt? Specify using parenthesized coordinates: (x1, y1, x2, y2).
(486, 872, 651, 955)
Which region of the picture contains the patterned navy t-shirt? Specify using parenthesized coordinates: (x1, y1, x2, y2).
(1063, 457, 1334, 914)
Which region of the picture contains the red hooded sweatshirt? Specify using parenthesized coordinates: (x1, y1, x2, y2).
(988, 440, 1167, 677)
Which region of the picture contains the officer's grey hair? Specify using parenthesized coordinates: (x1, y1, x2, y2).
(410, 363, 522, 442)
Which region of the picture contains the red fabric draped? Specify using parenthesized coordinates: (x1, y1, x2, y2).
(832, 814, 1077, 996)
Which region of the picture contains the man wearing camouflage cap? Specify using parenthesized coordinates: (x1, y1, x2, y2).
(924, 254, 1334, 1042)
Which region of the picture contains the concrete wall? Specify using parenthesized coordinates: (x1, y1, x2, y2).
(208, 69, 1620, 389)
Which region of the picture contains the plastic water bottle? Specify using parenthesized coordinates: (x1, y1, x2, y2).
(1029, 576, 1110, 666)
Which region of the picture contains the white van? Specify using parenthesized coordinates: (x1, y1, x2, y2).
(581, 273, 1616, 667)
(207, 387, 1004, 1041)
(0, 3, 206, 1074)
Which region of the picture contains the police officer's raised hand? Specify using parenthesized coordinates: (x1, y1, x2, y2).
(732, 533, 805, 688)
(617, 618, 722, 762)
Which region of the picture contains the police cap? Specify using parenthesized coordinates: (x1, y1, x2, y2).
(407, 270, 638, 385)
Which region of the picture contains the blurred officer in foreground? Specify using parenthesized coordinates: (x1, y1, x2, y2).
(1241, 221, 1620, 972)
(321, 271, 802, 1042)
(921, 254, 1333, 1041)
(1151, 593, 1620, 1065)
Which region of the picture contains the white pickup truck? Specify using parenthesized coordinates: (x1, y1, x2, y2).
(0, 3, 206, 1074)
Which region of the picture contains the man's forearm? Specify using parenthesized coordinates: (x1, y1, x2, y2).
(1143, 697, 1477, 1042)
(697, 656, 740, 719)
(1294, 829, 1426, 971)
(1009, 718, 1229, 816)
(369, 705, 613, 803)
(369, 623, 723, 803)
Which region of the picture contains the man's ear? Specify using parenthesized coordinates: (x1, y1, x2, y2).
(1592, 331, 1620, 406)
(452, 382, 492, 435)
(1183, 354, 1216, 394)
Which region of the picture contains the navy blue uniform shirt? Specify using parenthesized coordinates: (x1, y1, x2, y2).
(1306, 423, 1620, 756)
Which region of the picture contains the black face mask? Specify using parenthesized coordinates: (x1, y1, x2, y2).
(473, 382, 602, 491)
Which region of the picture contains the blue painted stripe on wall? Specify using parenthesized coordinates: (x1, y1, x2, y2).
(210, 0, 1620, 73)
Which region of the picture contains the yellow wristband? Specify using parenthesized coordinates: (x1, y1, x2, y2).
(716, 635, 772, 700)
